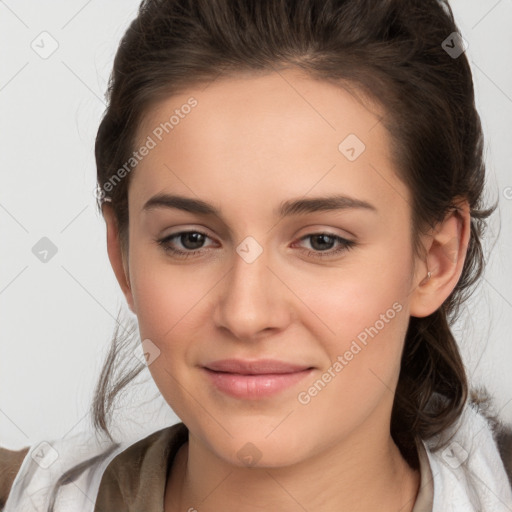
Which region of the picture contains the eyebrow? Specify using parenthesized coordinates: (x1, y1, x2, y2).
(142, 193, 378, 218)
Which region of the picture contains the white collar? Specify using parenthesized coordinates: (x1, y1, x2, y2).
(421, 400, 512, 511)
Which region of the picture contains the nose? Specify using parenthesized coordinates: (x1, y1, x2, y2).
(212, 243, 292, 341)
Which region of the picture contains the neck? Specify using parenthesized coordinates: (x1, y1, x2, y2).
(165, 421, 421, 512)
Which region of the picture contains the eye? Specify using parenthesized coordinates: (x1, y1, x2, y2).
(156, 230, 356, 260)
(156, 230, 216, 258)
(294, 232, 356, 259)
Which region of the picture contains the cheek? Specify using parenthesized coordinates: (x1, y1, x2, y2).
(127, 255, 208, 414)
(287, 253, 411, 387)
(131, 267, 205, 343)
(291, 272, 409, 433)
(290, 256, 409, 342)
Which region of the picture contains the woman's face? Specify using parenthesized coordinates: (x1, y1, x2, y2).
(117, 68, 427, 466)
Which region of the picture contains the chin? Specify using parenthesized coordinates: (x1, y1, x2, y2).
(209, 428, 310, 469)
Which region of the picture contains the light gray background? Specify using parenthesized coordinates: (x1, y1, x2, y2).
(1, 0, 511, 449)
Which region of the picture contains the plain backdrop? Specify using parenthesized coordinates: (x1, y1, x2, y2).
(1, 0, 511, 449)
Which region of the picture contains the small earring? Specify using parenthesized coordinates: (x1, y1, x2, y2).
(420, 270, 432, 285)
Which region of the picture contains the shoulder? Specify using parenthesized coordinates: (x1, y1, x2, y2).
(102, 420, 188, 472)
(476, 403, 512, 487)
(95, 421, 189, 509)
(1, 423, 189, 512)
(1, 430, 124, 512)
(468, 388, 512, 486)
(421, 395, 512, 511)
(0, 445, 30, 509)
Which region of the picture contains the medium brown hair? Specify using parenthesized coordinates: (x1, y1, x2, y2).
(46, 1, 502, 508)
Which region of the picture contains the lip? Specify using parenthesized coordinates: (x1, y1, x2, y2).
(204, 358, 312, 374)
(202, 359, 314, 399)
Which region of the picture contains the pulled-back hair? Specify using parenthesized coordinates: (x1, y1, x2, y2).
(49, 1, 502, 508)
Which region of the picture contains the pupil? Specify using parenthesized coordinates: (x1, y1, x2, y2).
(183, 232, 204, 249)
(311, 234, 333, 251)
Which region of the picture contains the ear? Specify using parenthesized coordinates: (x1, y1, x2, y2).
(102, 203, 136, 314)
(409, 198, 471, 318)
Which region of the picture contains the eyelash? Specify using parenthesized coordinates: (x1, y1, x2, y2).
(156, 230, 356, 260)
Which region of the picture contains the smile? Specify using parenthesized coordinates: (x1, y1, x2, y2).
(201, 367, 314, 399)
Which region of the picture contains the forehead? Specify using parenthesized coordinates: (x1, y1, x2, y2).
(130, 68, 411, 221)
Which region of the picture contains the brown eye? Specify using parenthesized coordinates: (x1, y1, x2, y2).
(295, 233, 356, 259)
(157, 230, 215, 258)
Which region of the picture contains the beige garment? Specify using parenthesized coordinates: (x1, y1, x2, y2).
(0, 446, 30, 511)
(93, 422, 434, 512)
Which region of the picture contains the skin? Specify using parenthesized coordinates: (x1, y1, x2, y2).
(102, 67, 471, 511)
